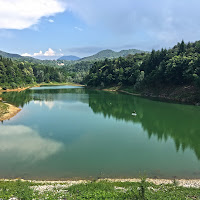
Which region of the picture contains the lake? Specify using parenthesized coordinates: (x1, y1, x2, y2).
(0, 85, 200, 180)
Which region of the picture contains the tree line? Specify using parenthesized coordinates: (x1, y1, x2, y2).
(85, 40, 200, 89)
(0, 56, 69, 89)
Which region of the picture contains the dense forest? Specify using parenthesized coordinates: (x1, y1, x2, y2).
(0, 56, 69, 89)
(63, 61, 93, 83)
(85, 40, 200, 91)
(0, 47, 148, 87)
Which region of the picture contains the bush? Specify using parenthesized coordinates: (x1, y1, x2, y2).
(10, 82, 18, 89)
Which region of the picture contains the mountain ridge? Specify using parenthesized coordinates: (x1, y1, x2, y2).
(0, 50, 42, 63)
(57, 55, 80, 61)
(0, 50, 22, 59)
(0, 48, 146, 64)
(80, 49, 146, 61)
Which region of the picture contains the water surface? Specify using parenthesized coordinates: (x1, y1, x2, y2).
(0, 85, 200, 179)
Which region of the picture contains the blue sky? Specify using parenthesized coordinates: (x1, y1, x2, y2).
(0, 0, 200, 59)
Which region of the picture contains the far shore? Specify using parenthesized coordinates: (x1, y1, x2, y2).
(89, 85, 200, 105)
(0, 82, 84, 93)
(1, 178, 200, 188)
(0, 86, 33, 93)
(0, 82, 83, 121)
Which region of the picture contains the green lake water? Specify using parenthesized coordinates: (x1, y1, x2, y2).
(0, 85, 200, 180)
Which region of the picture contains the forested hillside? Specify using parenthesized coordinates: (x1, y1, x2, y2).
(0, 56, 68, 89)
(85, 40, 200, 103)
(0, 50, 74, 67)
(0, 50, 23, 59)
(62, 49, 145, 83)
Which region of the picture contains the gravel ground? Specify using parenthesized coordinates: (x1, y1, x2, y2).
(30, 180, 88, 193)
(1, 178, 200, 191)
(103, 178, 200, 188)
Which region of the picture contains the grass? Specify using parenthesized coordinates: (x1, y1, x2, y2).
(0, 179, 200, 200)
(0, 180, 37, 200)
(0, 102, 9, 117)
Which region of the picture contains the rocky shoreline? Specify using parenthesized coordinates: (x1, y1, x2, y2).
(1, 178, 200, 188)
(104, 178, 200, 188)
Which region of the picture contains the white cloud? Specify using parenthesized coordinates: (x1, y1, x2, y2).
(74, 26, 83, 31)
(21, 48, 56, 57)
(0, 0, 67, 29)
(21, 53, 32, 57)
(33, 50, 43, 56)
(44, 48, 55, 56)
(48, 19, 54, 23)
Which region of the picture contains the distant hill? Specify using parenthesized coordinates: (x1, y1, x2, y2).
(0, 50, 23, 59)
(0, 48, 146, 67)
(57, 55, 80, 61)
(0, 50, 60, 66)
(80, 49, 146, 61)
(0, 50, 41, 63)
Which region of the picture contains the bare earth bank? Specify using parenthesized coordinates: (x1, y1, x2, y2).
(0, 103, 21, 121)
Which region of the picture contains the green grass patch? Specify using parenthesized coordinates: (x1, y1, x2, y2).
(1, 179, 200, 200)
(0, 180, 38, 200)
(68, 180, 200, 200)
